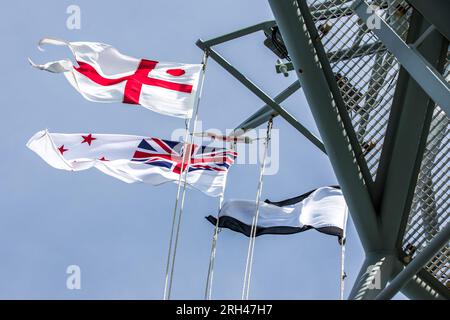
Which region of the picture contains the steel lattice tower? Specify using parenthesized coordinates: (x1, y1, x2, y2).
(197, 0, 449, 299)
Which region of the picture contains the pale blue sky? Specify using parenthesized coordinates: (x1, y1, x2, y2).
(0, 0, 405, 299)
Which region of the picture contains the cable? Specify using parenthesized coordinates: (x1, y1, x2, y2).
(163, 119, 191, 300)
(340, 205, 348, 300)
(204, 189, 226, 300)
(163, 52, 209, 300)
(241, 118, 273, 300)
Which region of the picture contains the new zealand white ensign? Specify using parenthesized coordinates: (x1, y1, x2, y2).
(27, 130, 237, 197)
(29, 38, 203, 118)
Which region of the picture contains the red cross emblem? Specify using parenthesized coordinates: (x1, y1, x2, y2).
(74, 60, 193, 104)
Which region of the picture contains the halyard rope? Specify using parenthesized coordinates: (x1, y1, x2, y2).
(204, 189, 226, 300)
(241, 118, 273, 300)
(163, 52, 208, 300)
(340, 205, 348, 300)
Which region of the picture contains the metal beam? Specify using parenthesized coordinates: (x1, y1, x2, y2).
(376, 223, 450, 300)
(234, 81, 301, 133)
(407, 0, 450, 41)
(275, 42, 386, 74)
(401, 266, 449, 300)
(202, 1, 359, 47)
(267, 0, 381, 252)
(201, 4, 360, 49)
(352, 0, 450, 117)
(296, 0, 375, 190)
(196, 40, 327, 154)
(327, 41, 385, 63)
(308, 0, 351, 11)
(202, 20, 275, 47)
(376, 11, 448, 250)
(349, 253, 398, 299)
(235, 105, 274, 133)
(308, 0, 371, 21)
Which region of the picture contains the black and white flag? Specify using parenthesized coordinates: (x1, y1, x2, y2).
(206, 186, 347, 240)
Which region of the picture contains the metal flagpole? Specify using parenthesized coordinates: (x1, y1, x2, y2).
(163, 118, 191, 300)
(166, 52, 209, 299)
(204, 187, 226, 300)
(205, 139, 238, 299)
(202, 140, 237, 299)
(242, 118, 273, 300)
(242, 215, 257, 299)
(340, 205, 348, 300)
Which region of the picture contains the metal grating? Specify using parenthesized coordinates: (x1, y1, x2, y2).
(306, 0, 449, 291)
(307, 0, 413, 180)
(402, 49, 450, 289)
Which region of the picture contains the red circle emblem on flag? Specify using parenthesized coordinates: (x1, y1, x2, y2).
(166, 68, 185, 76)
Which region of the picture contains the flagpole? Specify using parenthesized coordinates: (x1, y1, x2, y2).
(204, 141, 235, 300)
(204, 180, 227, 300)
(242, 118, 273, 300)
(165, 52, 209, 300)
(339, 205, 348, 300)
(245, 118, 273, 300)
(163, 119, 192, 300)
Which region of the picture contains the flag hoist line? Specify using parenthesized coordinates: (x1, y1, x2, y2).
(203, 139, 239, 299)
(163, 52, 209, 300)
(242, 118, 273, 300)
(340, 206, 348, 300)
(204, 180, 226, 300)
(204, 134, 241, 300)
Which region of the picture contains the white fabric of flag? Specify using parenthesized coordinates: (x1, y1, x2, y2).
(207, 187, 347, 238)
(27, 130, 237, 197)
(29, 38, 203, 118)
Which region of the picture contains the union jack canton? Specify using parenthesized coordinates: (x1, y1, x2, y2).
(132, 138, 237, 176)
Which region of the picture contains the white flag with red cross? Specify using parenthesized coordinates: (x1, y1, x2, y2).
(27, 130, 237, 197)
(29, 38, 203, 119)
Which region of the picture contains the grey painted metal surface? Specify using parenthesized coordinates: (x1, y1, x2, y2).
(275, 42, 386, 74)
(401, 268, 449, 300)
(202, 21, 275, 47)
(196, 40, 327, 154)
(267, 0, 381, 252)
(296, 0, 375, 190)
(349, 253, 398, 300)
(407, 0, 450, 41)
(376, 223, 450, 300)
(352, 0, 450, 116)
(401, 107, 449, 293)
(302, 0, 449, 299)
(195, 0, 449, 299)
(377, 12, 447, 252)
(234, 81, 301, 133)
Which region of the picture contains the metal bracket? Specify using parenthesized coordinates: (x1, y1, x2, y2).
(234, 80, 301, 134)
(196, 27, 327, 154)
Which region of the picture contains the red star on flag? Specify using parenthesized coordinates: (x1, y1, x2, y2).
(81, 134, 96, 146)
(58, 145, 68, 155)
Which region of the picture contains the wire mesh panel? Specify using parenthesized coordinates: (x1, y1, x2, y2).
(305, 0, 449, 292)
(402, 51, 450, 289)
(307, 0, 413, 180)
